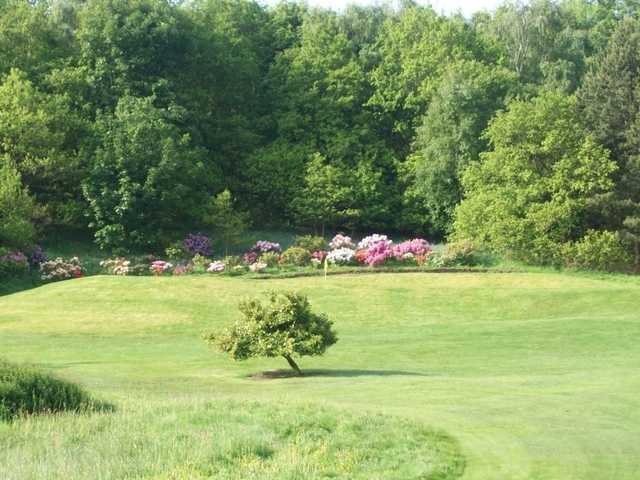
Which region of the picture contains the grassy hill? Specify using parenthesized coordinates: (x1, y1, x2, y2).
(1, 272, 639, 479)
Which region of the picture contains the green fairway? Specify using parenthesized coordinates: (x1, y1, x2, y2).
(1, 272, 639, 479)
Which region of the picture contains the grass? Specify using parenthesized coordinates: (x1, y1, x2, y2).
(1, 272, 639, 479)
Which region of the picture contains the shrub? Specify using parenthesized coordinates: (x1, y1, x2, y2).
(281, 246, 311, 266)
(0, 359, 103, 421)
(150, 260, 173, 275)
(392, 239, 432, 260)
(260, 251, 281, 268)
(294, 235, 327, 253)
(354, 249, 368, 264)
(249, 241, 282, 254)
(189, 254, 209, 273)
(173, 264, 192, 276)
(0, 162, 39, 249)
(249, 261, 268, 273)
(222, 256, 243, 268)
(326, 247, 355, 265)
(27, 245, 47, 267)
(0, 250, 29, 279)
(164, 242, 187, 261)
(329, 234, 354, 250)
(357, 234, 391, 250)
(205, 291, 337, 375)
(440, 240, 477, 266)
(207, 261, 225, 273)
(100, 257, 131, 275)
(561, 230, 631, 271)
(40, 257, 83, 282)
(183, 233, 213, 258)
(365, 241, 394, 266)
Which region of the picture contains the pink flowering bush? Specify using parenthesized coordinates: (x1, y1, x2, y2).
(392, 239, 432, 261)
(311, 250, 327, 261)
(329, 234, 354, 250)
(0, 250, 29, 278)
(150, 260, 173, 275)
(365, 241, 394, 266)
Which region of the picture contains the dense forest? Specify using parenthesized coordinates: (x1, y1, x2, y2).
(2, 0, 640, 269)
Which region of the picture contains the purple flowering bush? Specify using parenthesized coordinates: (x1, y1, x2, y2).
(0, 250, 29, 278)
(250, 241, 282, 254)
(183, 233, 213, 257)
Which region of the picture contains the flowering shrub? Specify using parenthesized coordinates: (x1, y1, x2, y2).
(250, 240, 282, 254)
(326, 247, 355, 265)
(0, 250, 29, 278)
(100, 258, 131, 275)
(392, 239, 432, 260)
(365, 241, 394, 266)
(190, 254, 209, 273)
(312, 250, 327, 262)
(311, 258, 323, 268)
(243, 251, 258, 265)
(150, 260, 173, 275)
(183, 233, 213, 257)
(207, 261, 226, 273)
(329, 234, 354, 250)
(357, 234, 391, 250)
(354, 249, 368, 265)
(173, 264, 192, 276)
(27, 246, 47, 267)
(40, 257, 83, 282)
(249, 261, 268, 273)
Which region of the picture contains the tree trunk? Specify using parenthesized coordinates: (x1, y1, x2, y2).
(283, 354, 302, 376)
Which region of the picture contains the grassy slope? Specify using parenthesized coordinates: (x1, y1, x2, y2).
(1, 272, 639, 479)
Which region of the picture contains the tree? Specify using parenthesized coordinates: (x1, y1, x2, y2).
(292, 153, 356, 235)
(83, 96, 220, 251)
(0, 161, 39, 249)
(453, 92, 617, 264)
(205, 291, 337, 376)
(405, 61, 516, 236)
(202, 189, 250, 255)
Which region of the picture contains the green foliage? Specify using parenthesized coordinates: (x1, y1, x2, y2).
(453, 92, 617, 264)
(202, 189, 250, 255)
(561, 229, 631, 271)
(438, 240, 479, 267)
(405, 61, 516, 235)
(0, 162, 38, 249)
(280, 246, 311, 266)
(83, 96, 219, 250)
(258, 251, 280, 268)
(206, 291, 337, 374)
(293, 235, 327, 253)
(0, 359, 103, 421)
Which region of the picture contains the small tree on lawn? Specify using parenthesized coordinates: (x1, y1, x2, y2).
(205, 291, 337, 375)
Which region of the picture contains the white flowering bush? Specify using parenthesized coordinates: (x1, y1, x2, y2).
(40, 257, 83, 282)
(100, 258, 131, 275)
(326, 247, 355, 265)
(207, 261, 225, 273)
(357, 234, 392, 250)
(329, 234, 354, 250)
(249, 261, 268, 273)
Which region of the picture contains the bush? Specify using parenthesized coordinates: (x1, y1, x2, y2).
(294, 235, 327, 253)
(260, 251, 281, 268)
(0, 359, 103, 421)
(189, 254, 209, 273)
(0, 250, 29, 279)
(205, 291, 337, 375)
(183, 233, 213, 258)
(280, 246, 311, 266)
(561, 230, 631, 272)
(439, 240, 478, 266)
(0, 162, 39, 249)
(327, 247, 356, 265)
(40, 257, 83, 282)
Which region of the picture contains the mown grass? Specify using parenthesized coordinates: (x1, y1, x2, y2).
(1, 272, 639, 479)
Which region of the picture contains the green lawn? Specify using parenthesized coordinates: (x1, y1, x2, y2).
(1, 272, 639, 479)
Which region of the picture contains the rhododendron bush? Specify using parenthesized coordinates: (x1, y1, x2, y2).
(40, 257, 83, 282)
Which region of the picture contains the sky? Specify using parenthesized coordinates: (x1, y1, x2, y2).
(262, 0, 505, 17)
